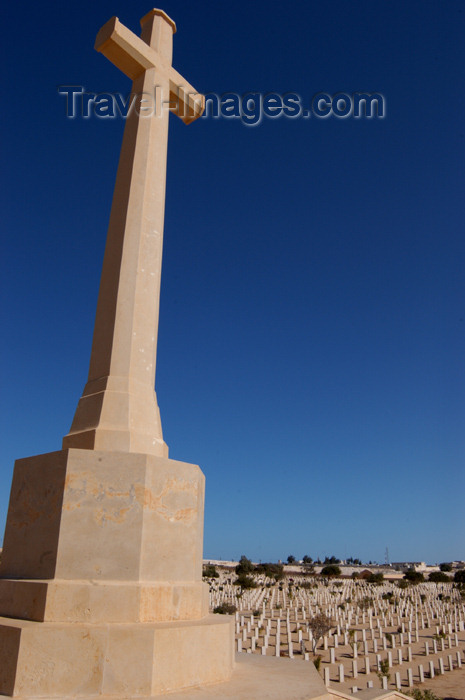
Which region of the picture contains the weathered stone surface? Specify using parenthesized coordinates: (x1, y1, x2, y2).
(0, 449, 208, 623)
(0, 578, 209, 624)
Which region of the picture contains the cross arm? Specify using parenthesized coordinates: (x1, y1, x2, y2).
(95, 15, 205, 124)
(95, 17, 156, 81)
(168, 67, 205, 125)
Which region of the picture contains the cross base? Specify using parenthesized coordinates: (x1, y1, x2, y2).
(0, 615, 234, 697)
(0, 448, 235, 696)
(0, 449, 205, 588)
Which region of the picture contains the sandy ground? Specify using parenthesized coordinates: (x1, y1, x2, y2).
(331, 666, 465, 700)
(411, 667, 465, 700)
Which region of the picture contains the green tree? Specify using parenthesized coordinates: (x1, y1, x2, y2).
(367, 573, 384, 583)
(404, 569, 424, 583)
(439, 562, 452, 572)
(235, 555, 254, 575)
(321, 564, 341, 577)
(454, 569, 465, 583)
(347, 556, 362, 565)
(287, 555, 296, 564)
(308, 613, 332, 653)
(429, 571, 450, 583)
(301, 555, 314, 575)
(254, 562, 284, 580)
(324, 555, 340, 565)
(234, 573, 257, 589)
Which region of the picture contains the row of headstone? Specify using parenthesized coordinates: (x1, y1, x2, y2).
(208, 572, 465, 681)
(327, 650, 463, 686)
(210, 579, 463, 628)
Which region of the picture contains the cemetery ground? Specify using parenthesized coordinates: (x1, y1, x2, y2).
(204, 563, 465, 699)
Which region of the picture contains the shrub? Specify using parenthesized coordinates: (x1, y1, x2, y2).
(454, 569, 465, 583)
(404, 569, 424, 583)
(213, 603, 237, 615)
(406, 690, 441, 700)
(321, 565, 341, 577)
(254, 562, 284, 580)
(359, 596, 373, 611)
(367, 573, 384, 583)
(377, 659, 390, 685)
(313, 655, 322, 671)
(203, 564, 219, 578)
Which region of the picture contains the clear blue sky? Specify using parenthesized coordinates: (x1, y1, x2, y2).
(1, 0, 464, 565)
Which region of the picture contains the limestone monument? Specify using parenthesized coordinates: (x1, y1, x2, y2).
(0, 9, 234, 697)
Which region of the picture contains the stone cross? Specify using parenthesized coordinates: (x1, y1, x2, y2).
(0, 11, 237, 697)
(63, 9, 204, 456)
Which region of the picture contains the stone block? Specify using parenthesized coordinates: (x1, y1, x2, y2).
(0, 449, 208, 624)
(0, 615, 235, 697)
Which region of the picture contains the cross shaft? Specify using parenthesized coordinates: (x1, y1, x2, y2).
(63, 9, 204, 456)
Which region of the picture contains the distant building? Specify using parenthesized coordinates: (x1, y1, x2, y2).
(392, 562, 440, 574)
(451, 561, 465, 570)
